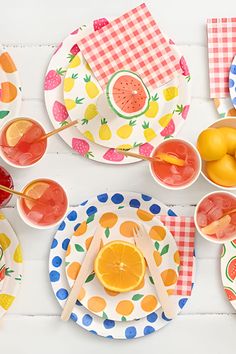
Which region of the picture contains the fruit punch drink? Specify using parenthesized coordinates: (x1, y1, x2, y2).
(0, 118, 47, 167)
(0, 166, 13, 207)
(18, 179, 68, 228)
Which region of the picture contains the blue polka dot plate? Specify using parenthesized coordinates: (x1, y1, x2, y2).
(229, 56, 236, 109)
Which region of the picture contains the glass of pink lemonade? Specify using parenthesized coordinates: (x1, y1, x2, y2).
(17, 179, 68, 229)
(195, 191, 236, 243)
(150, 138, 201, 190)
(0, 118, 47, 168)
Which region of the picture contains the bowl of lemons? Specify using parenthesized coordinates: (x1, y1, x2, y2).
(197, 118, 236, 190)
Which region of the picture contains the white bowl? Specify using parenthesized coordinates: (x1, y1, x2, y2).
(149, 138, 202, 190)
(194, 191, 236, 244)
(200, 118, 236, 191)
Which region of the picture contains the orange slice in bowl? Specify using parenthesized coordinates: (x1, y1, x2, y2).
(201, 215, 231, 235)
(6, 120, 32, 147)
(94, 240, 145, 293)
(23, 181, 49, 209)
(157, 153, 185, 167)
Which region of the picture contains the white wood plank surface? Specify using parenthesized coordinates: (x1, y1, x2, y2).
(0, 0, 236, 352)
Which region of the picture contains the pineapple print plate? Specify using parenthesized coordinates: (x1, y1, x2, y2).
(49, 192, 195, 339)
(44, 21, 191, 164)
(0, 48, 22, 125)
(221, 240, 236, 309)
(0, 212, 23, 318)
(65, 206, 179, 322)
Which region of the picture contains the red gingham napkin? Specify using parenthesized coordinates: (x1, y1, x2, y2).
(160, 215, 195, 297)
(207, 18, 236, 98)
(78, 3, 182, 90)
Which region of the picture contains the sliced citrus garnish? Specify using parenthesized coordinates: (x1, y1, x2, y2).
(157, 153, 185, 166)
(5, 119, 33, 147)
(201, 215, 231, 235)
(94, 240, 145, 293)
(23, 181, 49, 209)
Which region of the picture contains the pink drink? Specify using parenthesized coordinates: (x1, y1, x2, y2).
(196, 192, 236, 241)
(0, 166, 13, 207)
(0, 118, 47, 166)
(19, 179, 68, 227)
(151, 140, 200, 187)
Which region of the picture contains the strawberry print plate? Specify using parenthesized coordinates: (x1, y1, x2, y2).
(44, 22, 191, 164)
(49, 192, 195, 339)
(65, 206, 179, 322)
(0, 48, 22, 125)
(0, 246, 5, 291)
(221, 240, 236, 310)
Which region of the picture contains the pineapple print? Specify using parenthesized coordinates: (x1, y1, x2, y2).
(116, 120, 136, 139)
(0, 294, 15, 310)
(158, 113, 173, 127)
(84, 130, 95, 142)
(64, 73, 78, 92)
(84, 74, 99, 98)
(68, 55, 81, 68)
(99, 118, 112, 140)
(145, 94, 159, 118)
(85, 61, 92, 72)
(13, 245, 23, 263)
(163, 86, 178, 101)
(82, 104, 98, 124)
(142, 121, 156, 142)
(64, 97, 84, 110)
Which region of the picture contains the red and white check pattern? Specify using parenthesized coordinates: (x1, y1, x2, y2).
(78, 3, 181, 90)
(207, 18, 236, 98)
(160, 215, 195, 297)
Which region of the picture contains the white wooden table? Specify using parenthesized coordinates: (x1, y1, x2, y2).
(0, 0, 235, 352)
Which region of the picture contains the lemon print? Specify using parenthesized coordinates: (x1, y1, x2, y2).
(74, 221, 87, 236)
(145, 94, 159, 118)
(117, 144, 133, 150)
(163, 86, 178, 101)
(137, 209, 154, 221)
(84, 74, 99, 98)
(99, 118, 112, 140)
(87, 296, 106, 313)
(153, 250, 162, 266)
(0, 233, 11, 251)
(141, 295, 158, 312)
(99, 212, 118, 238)
(149, 226, 166, 241)
(0, 294, 15, 310)
(158, 113, 173, 128)
(64, 97, 84, 110)
(0, 213, 5, 220)
(68, 55, 81, 68)
(117, 120, 136, 139)
(174, 250, 181, 265)
(13, 244, 23, 263)
(82, 104, 98, 124)
(142, 121, 156, 142)
(161, 269, 178, 286)
(116, 300, 134, 316)
(64, 73, 78, 92)
(84, 131, 95, 142)
(120, 221, 139, 237)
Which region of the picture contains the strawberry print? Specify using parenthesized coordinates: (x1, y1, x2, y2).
(70, 28, 79, 35)
(53, 101, 68, 122)
(0, 266, 5, 281)
(93, 18, 109, 31)
(103, 148, 124, 162)
(179, 56, 190, 77)
(160, 119, 175, 138)
(139, 143, 154, 157)
(175, 104, 190, 120)
(72, 138, 93, 158)
(44, 68, 65, 90)
(70, 44, 80, 56)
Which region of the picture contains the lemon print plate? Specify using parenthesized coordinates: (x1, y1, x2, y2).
(44, 21, 191, 164)
(0, 212, 23, 318)
(49, 192, 195, 339)
(65, 206, 179, 322)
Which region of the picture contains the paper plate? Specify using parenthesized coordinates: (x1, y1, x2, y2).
(63, 54, 187, 149)
(49, 192, 195, 339)
(221, 240, 236, 309)
(229, 56, 236, 109)
(213, 97, 236, 118)
(65, 206, 179, 322)
(0, 48, 22, 124)
(44, 22, 191, 164)
(0, 212, 23, 318)
(0, 246, 5, 291)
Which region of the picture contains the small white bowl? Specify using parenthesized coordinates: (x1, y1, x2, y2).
(0, 117, 47, 169)
(200, 118, 236, 191)
(149, 138, 202, 190)
(194, 191, 236, 244)
(17, 179, 68, 230)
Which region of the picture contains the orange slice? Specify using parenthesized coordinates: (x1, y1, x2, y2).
(23, 181, 49, 209)
(201, 215, 231, 235)
(157, 153, 185, 166)
(6, 119, 32, 147)
(94, 241, 145, 293)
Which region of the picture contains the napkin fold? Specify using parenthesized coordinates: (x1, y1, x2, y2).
(160, 215, 195, 297)
(207, 18, 236, 98)
(78, 3, 182, 90)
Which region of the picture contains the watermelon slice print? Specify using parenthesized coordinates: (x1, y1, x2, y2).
(224, 287, 236, 301)
(226, 256, 236, 282)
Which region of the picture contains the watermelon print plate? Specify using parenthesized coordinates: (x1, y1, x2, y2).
(0, 212, 23, 319)
(0, 48, 22, 125)
(49, 192, 195, 339)
(65, 206, 179, 322)
(221, 240, 236, 309)
(44, 21, 191, 164)
(213, 97, 236, 118)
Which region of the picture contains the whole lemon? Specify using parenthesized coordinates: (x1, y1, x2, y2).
(206, 154, 236, 187)
(197, 128, 227, 161)
(218, 126, 236, 155)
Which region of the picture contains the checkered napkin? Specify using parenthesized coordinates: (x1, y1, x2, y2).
(78, 3, 182, 90)
(207, 18, 236, 98)
(160, 215, 195, 297)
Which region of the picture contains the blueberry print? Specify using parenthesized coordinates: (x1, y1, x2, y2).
(70, 313, 78, 322)
(179, 298, 188, 309)
(144, 326, 155, 335)
(52, 256, 62, 267)
(167, 209, 177, 216)
(56, 288, 68, 300)
(141, 194, 152, 201)
(62, 238, 70, 251)
(51, 239, 58, 249)
(149, 204, 161, 214)
(103, 319, 115, 329)
(125, 326, 137, 339)
(147, 312, 158, 323)
(129, 199, 141, 208)
(97, 193, 108, 203)
(111, 193, 124, 204)
(86, 206, 97, 216)
(49, 270, 60, 282)
(82, 314, 93, 326)
(58, 221, 65, 231)
(67, 210, 77, 221)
